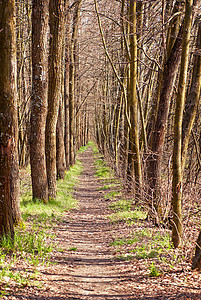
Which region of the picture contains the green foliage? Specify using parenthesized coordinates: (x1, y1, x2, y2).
(109, 199, 131, 211)
(148, 262, 161, 277)
(0, 158, 84, 291)
(77, 145, 88, 153)
(130, 246, 159, 259)
(94, 158, 113, 179)
(68, 247, 77, 251)
(0, 228, 53, 289)
(109, 208, 147, 223)
(99, 183, 117, 190)
(110, 237, 138, 247)
(0, 229, 53, 256)
(88, 141, 99, 155)
(95, 166, 111, 178)
(20, 160, 82, 223)
(105, 191, 122, 200)
(112, 229, 172, 266)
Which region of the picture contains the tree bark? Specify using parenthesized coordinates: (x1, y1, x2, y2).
(10, 92, 22, 225)
(46, 0, 65, 199)
(147, 23, 183, 219)
(56, 97, 66, 179)
(64, 0, 70, 170)
(172, 0, 193, 248)
(69, 0, 82, 166)
(182, 22, 201, 171)
(127, 0, 142, 191)
(30, 0, 49, 203)
(0, 0, 17, 238)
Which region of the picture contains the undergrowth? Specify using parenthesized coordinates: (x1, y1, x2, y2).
(21, 160, 83, 223)
(0, 145, 87, 295)
(92, 144, 179, 277)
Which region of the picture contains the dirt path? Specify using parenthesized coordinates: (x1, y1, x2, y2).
(11, 148, 201, 300)
(60, 148, 130, 299)
(32, 147, 137, 300)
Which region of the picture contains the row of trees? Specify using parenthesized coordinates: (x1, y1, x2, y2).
(92, 0, 201, 249)
(0, 0, 91, 239)
(0, 0, 201, 266)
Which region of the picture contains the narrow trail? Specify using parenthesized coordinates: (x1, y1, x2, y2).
(62, 148, 129, 299)
(38, 147, 135, 300)
(38, 146, 141, 300)
(13, 147, 201, 300)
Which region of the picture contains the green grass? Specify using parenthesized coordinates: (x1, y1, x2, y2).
(77, 145, 88, 153)
(95, 166, 111, 178)
(20, 160, 83, 223)
(112, 229, 172, 263)
(0, 153, 85, 292)
(148, 262, 161, 277)
(95, 160, 113, 179)
(0, 227, 53, 290)
(99, 183, 118, 190)
(110, 236, 138, 247)
(68, 247, 77, 251)
(0, 228, 54, 256)
(105, 190, 122, 200)
(109, 199, 132, 211)
(109, 208, 147, 223)
(89, 141, 99, 155)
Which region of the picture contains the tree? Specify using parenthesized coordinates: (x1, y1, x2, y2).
(127, 0, 142, 191)
(69, 0, 82, 166)
(147, 14, 184, 221)
(64, 0, 70, 170)
(182, 21, 201, 171)
(16, 0, 31, 168)
(56, 97, 66, 179)
(0, 0, 17, 238)
(30, 0, 49, 203)
(10, 87, 22, 225)
(172, 0, 194, 248)
(46, 0, 65, 199)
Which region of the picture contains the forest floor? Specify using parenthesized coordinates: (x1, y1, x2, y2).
(1, 145, 201, 299)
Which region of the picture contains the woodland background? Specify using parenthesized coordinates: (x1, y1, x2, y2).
(0, 0, 201, 273)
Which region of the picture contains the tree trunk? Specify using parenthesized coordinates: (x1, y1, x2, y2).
(147, 23, 183, 219)
(182, 22, 201, 171)
(10, 93, 22, 225)
(69, 0, 82, 166)
(46, 0, 65, 199)
(30, 0, 49, 203)
(0, 0, 17, 238)
(172, 0, 193, 248)
(128, 0, 142, 191)
(64, 0, 70, 170)
(56, 97, 66, 179)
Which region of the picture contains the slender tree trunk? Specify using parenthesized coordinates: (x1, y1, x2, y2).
(0, 0, 17, 238)
(46, 0, 64, 199)
(147, 24, 183, 219)
(30, 0, 49, 202)
(69, 0, 82, 166)
(128, 0, 142, 190)
(56, 97, 66, 179)
(182, 22, 201, 171)
(10, 92, 22, 225)
(172, 0, 193, 248)
(64, 0, 70, 170)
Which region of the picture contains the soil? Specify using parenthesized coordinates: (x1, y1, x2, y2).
(5, 148, 201, 299)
